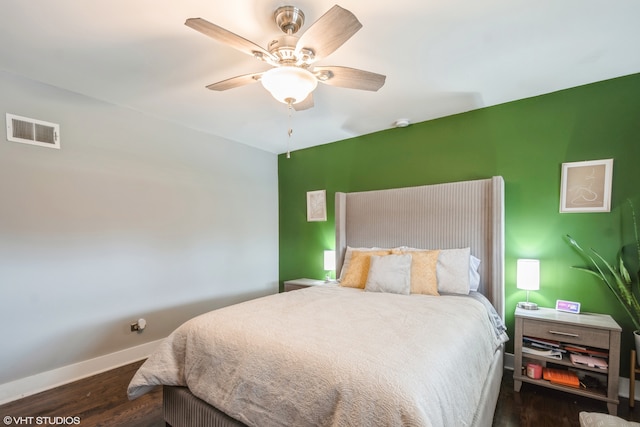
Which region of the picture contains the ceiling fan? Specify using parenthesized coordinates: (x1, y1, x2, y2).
(185, 4, 386, 110)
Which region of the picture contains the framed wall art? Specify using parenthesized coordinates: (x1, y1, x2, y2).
(307, 189, 327, 222)
(560, 159, 613, 213)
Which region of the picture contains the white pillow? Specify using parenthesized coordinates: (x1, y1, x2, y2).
(364, 254, 412, 295)
(437, 248, 471, 294)
(469, 255, 481, 291)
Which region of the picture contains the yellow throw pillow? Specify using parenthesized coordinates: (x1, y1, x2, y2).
(392, 248, 440, 295)
(340, 250, 391, 288)
(408, 250, 440, 295)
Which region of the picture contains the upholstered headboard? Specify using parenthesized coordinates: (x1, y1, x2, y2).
(335, 176, 505, 318)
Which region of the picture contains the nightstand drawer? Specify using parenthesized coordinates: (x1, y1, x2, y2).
(523, 319, 610, 348)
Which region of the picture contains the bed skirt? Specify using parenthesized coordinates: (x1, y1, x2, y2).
(164, 385, 246, 427)
(163, 344, 505, 427)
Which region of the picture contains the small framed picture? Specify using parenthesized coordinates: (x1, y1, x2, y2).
(307, 190, 327, 222)
(560, 159, 613, 213)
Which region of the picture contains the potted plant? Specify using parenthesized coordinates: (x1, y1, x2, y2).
(565, 199, 640, 363)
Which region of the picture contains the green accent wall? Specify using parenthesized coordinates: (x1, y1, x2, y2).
(278, 73, 640, 374)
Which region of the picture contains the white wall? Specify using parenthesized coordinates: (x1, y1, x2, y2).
(0, 71, 278, 391)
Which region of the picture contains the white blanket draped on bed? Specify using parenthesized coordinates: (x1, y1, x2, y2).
(128, 285, 508, 427)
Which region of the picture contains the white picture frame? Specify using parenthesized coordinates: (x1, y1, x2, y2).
(560, 159, 613, 213)
(306, 190, 327, 222)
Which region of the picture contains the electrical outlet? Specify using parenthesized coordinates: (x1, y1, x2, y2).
(130, 318, 147, 332)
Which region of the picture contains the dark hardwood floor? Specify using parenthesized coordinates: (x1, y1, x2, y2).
(495, 369, 640, 426)
(2, 363, 640, 426)
(0, 360, 163, 427)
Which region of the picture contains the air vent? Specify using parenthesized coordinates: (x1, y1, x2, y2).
(6, 113, 60, 149)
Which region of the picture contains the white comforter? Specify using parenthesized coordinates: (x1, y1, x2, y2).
(128, 285, 508, 427)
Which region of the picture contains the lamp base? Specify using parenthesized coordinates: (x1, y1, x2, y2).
(517, 301, 539, 310)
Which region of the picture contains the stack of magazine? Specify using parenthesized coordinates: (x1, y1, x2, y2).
(565, 344, 608, 369)
(522, 337, 609, 369)
(522, 337, 564, 360)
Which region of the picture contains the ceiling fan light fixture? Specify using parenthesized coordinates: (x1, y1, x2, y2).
(261, 66, 318, 104)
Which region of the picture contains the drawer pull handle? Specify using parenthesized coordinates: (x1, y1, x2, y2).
(548, 330, 579, 338)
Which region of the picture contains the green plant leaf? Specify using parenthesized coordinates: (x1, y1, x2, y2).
(570, 266, 603, 278)
(591, 248, 640, 330)
(566, 235, 585, 252)
(630, 199, 640, 268)
(620, 252, 632, 285)
(591, 249, 632, 300)
(565, 234, 640, 331)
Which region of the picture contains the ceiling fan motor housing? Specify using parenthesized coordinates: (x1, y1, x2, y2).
(274, 6, 305, 34)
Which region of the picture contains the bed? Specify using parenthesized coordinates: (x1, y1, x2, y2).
(128, 176, 507, 427)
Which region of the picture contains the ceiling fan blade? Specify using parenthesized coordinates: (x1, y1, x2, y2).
(314, 66, 386, 91)
(293, 93, 314, 111)
(185, 18, 274, 62)
(295, 5, 362, 62)
(206, 72, 264, 91)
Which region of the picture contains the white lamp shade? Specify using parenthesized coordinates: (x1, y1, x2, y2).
(324, 250, 336, 271)
(517, 259, 540, 291)
(261, 66, 318, 104)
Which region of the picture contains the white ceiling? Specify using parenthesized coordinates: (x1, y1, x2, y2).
(1, 1, 638, 154)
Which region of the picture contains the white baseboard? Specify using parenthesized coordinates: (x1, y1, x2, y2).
(619, 377, 632, 399)
(504, 351, 638, 401)
(504, 352, 514, 371)
(0, 339, 163, 405)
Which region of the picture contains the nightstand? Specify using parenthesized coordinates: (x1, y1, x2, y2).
(283, 278, 334, 292)
(513, 307, 621, 415)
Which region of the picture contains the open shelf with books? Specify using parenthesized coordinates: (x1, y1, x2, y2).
(520, 357, 608, 398)
(513, 307, 621, 415)
(522, 337, 610, 374)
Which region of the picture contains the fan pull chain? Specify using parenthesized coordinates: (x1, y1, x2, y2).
(286, 101, 293, 159)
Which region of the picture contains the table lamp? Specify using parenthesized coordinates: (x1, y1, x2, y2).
(517, 259, 540, 310)
(324, 250, 336, 282)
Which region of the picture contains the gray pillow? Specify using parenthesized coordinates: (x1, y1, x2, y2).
(578, 412, 640, 427)
(364, 254, 412, 295)
(437, 248, 471, 294)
